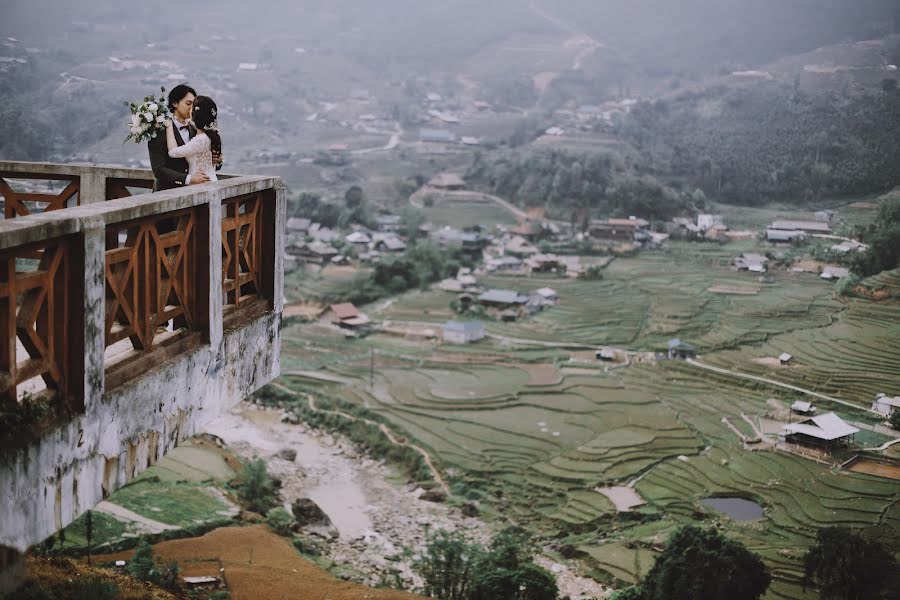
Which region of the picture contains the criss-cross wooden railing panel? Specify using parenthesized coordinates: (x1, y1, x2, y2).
(105, 178, 154, 201)
(105, 208, 198, 352)
(0, 237, 76, 408)
(222, 193, 264, 312)
(0, 176, 79, 219)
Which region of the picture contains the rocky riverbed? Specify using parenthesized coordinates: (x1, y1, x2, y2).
(204, 401, 610, 599)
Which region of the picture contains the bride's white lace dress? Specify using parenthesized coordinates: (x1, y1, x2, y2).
(167, 132, 218, 182)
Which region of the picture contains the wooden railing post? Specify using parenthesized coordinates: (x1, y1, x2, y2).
(79, 172, 106, 205)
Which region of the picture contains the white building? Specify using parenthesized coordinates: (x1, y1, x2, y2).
(442, 321, 486, 344)
(697, 214, 724, 231)
(872, 393, 900, 417)
(535, 287, 559, 305)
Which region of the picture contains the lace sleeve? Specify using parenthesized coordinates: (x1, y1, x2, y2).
(168, 134, 210, 159)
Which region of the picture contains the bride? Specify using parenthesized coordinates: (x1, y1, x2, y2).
(165, 95, 221, 183)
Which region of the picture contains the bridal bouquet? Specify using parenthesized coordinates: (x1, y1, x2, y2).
(123, 87, 169, 144)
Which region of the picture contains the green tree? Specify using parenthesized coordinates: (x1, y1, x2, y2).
(640, 526, 770, 600)
(414, 528, 481, 600)
(804, 526, 897, 599)
(85, 510, 93, 566)
(471, 528, 557, 600)
(127, 538, 158, 582)
(890, 410, 900, 431)
(237, 459, 279, 514)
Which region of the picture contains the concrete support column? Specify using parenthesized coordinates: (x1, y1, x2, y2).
(78, 171, 106, 205)
(0, 546, 25, 596)
(207, 195, 223, 349)
(81, 221, 106, 410)
(273, 181, 286, 314)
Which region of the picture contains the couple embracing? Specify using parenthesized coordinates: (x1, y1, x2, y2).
(148, 83, 223, 191)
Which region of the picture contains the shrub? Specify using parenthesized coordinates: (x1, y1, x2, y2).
(236, 459, 279, 514)
(266, 507, 296, 536)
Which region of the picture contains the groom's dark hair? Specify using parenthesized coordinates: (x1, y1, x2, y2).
(167, 84, 197, 110)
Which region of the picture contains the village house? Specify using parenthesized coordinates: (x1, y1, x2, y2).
(534, 287, 559, 306)
(286, 217, 311, 234)
(872, 393, 900, 417)
(668, 339, 697, 360)
(431, 227, 488, 252)
(528, 254, 566, 275)
(308, 224, 339, 243)
(589, 217, 650, 242)
(478, 289, 529, 310)
(791, 401, 816, 416)
(781, 412, 858, 450)
(596, 347, 618, 362)
(297, 240, 339, 264)
(779, 352, 793, 365)
(484, 255, 523, 273)
(697, 214, 724, 231)
(427, 173, 466, 190)
(504, 235, 539, 258)
(373, 234, 407, 253)
(830, 240, 867, 254)
(419, 128, 456, 144)
(766, 228, 806, 243)
(375, 215, 402, 232)
(345, 231, 372, 251)
(814, 209, 836, 223)
(324, 303, 371, 330)
(733, 252, 768, 273)
(820, 266, 850, 280)
(769, 220, 832, 234)
(442, 320, 486, 344)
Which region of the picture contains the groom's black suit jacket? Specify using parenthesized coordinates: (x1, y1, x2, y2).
(148, 123, 194, 191)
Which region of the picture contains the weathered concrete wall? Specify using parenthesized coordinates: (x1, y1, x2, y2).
(0, 166, 285, 555)
(0, 313, 281, 552)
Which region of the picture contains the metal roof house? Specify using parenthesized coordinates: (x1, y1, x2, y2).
(442, 320, 486, 344)
(872, 393, 900, 417)
(478, 289, 529, 307)
(782, 412, 858, 449)
(668, 339, 697, 360)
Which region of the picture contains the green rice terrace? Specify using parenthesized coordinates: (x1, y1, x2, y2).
(278, 230, 900, 599)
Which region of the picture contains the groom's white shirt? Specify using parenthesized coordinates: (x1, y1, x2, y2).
(171, 116, 193, 184)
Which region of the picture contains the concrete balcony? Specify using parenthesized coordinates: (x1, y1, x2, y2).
(0, 161, 285, 589)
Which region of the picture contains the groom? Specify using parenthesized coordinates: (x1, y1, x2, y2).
(148, 83, 221, 190)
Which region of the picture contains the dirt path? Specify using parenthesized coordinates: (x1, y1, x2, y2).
(272, 381, 450, 494)
(94, 501, 179, 534)
(686, 359, 880, 415)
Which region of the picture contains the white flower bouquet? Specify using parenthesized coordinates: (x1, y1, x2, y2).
(123, 87, 170, 143)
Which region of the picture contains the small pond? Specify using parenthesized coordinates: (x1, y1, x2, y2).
(702, 497, 764, 521)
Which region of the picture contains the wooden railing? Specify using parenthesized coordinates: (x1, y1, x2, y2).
(0, 161, 158, 221)
(0, 235, 81, 410)
(222, 192, 276, 325)
(0, 161, 283, 416)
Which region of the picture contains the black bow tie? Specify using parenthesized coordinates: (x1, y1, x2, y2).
(179, 125, 189, 131)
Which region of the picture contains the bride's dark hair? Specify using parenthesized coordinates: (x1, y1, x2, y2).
(191, 95, 222, 155)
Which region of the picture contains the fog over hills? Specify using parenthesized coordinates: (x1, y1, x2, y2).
(1, 0, 899, 201)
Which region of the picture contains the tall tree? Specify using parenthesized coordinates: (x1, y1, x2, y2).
(804, 526, 897, 600)
(640, 526, 770, 600)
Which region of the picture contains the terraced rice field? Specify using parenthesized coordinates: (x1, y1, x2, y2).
(283, 234, 900, 598)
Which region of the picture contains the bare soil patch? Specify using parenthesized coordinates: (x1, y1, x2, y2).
(521, 363, 563, 386)
(847, 459, 900, 481)
(93, 525, 426, 600)
(708, 285, 760, 295)
(594, 487, 646, 511)
(284, 302, 326, 319)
